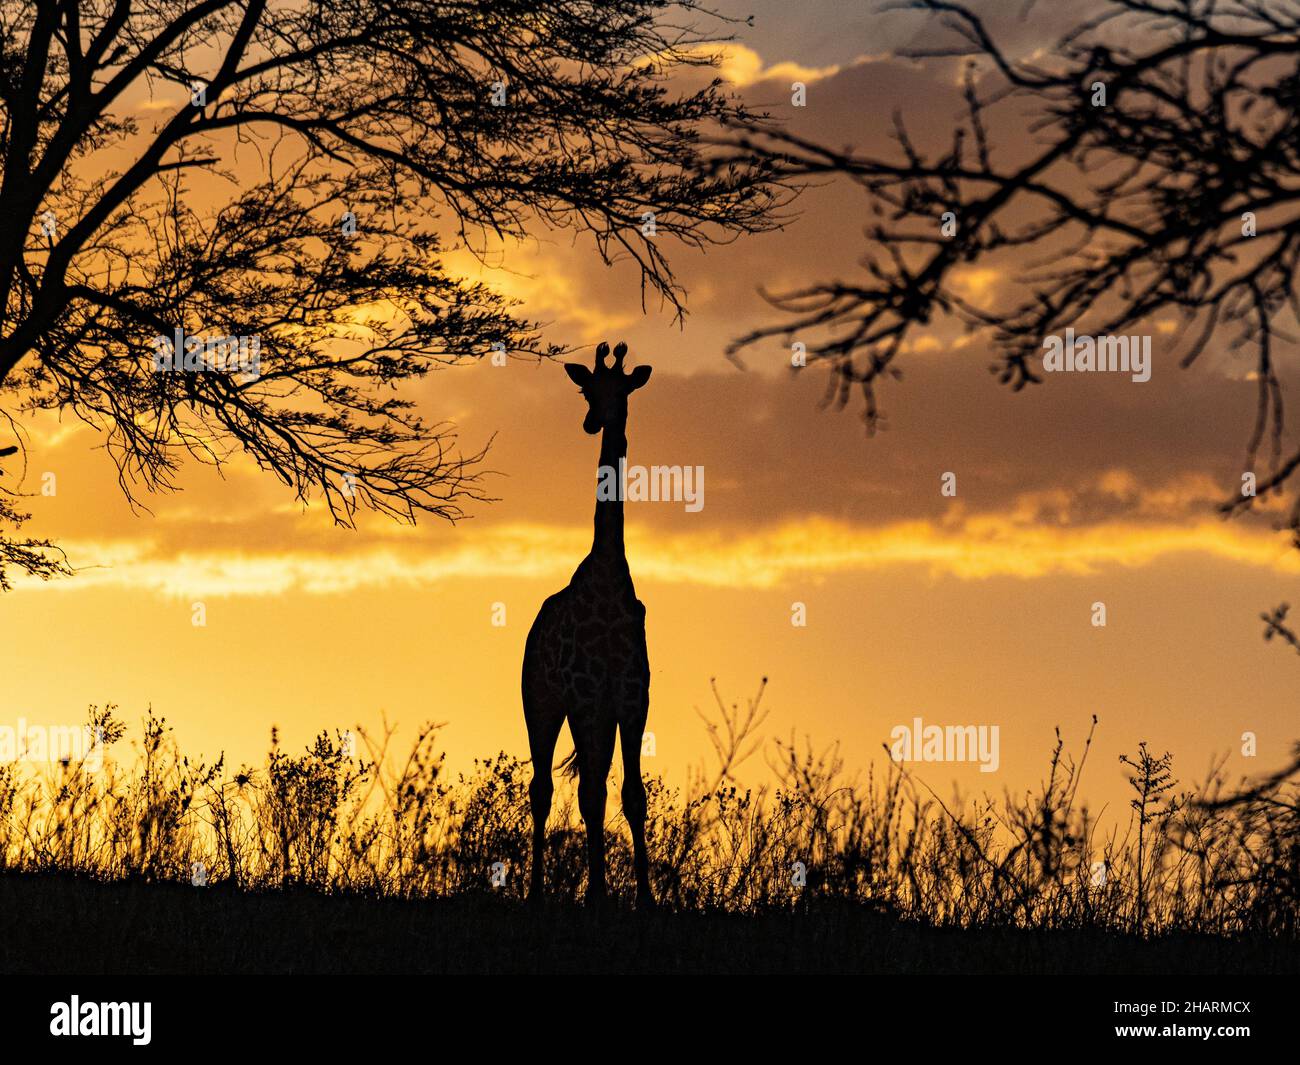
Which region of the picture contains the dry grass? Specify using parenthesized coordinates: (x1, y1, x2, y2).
(0, 679, 1295, 943)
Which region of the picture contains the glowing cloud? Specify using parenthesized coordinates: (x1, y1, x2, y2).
(19, 512, 1300, 599)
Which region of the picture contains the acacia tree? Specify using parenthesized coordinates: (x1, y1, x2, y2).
(727, 0, 1300, 540)
(0, 0, 787, 584)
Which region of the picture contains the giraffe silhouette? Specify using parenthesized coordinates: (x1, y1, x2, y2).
(522, 340, 655, 908)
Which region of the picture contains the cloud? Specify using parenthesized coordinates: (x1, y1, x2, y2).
(438, 244, 638, 343)
(710, 44, 849, 88)
(12, 348, 1284, 565)
(18, 506, 1299, 599)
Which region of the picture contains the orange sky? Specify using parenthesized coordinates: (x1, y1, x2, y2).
(2, 2, 1298, 819)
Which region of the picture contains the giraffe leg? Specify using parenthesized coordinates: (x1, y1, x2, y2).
(620, 722, 656, 910)
(524, 696, 564, 906)
(575, 711, 616, 906)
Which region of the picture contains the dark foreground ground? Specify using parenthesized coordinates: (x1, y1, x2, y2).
(1, 871, 1296, 975)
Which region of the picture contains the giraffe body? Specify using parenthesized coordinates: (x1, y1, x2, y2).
(522, 341, 655, 907)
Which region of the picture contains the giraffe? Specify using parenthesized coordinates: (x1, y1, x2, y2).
(522, 340, 655, 908)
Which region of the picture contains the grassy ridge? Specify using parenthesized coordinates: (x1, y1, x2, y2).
(3, 871, 1296, 975)
(1, 685, 1298, 956)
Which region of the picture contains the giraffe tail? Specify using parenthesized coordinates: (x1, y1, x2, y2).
(555, 749, 581, 779)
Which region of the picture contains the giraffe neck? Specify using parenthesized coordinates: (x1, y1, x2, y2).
(592, 419, 627, 559)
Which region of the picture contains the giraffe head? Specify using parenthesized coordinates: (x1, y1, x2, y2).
(564, 341, 652, 435)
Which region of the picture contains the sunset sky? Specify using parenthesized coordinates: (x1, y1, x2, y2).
(2, 0, 1297, 818)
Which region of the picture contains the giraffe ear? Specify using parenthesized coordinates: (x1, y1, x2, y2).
(565, 363, 592, 388)
(626, 365, 652, 392)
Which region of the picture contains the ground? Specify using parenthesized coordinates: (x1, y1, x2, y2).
(1, 872, 1295, 975)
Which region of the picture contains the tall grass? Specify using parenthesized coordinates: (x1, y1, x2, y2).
(0, 682, 1295, 938)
